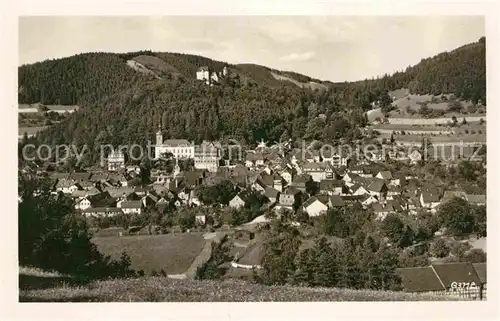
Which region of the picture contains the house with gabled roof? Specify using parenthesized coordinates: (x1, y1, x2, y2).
(348, 165, 364, 175)
(264, 187, 280, 204)
(375, 171, 393, 181)
(118, 200, 143, 215)
(141, 193, 158, 208)
(340, 195, 365, 205)
(251, 178, 268, 194)
(229, 190, 252, 209)
(78, 180, 95, 191)
(406, 196, 421, 215)
(104, 186, 136, 199)
(108, 172, 132, 187)
(291, 173, 312, 192)
(71, 187, 101, 199)
(302, 196, 328, 217)
(364, 150, 383, 163)
(83, 207, 123, 217)
(278, 168, 293, 185)
(319, 179, 344, 196)
(231, 241, 265, 270)
(245, 152, 256, 168)
(372, 202, 395, 220)
(76, 191, 115, 211)
(390, 173, 407, 187)
(270, 173, 285, 192)
(361, 194, 378, 207)
(49, 171, 71, 181)
(254, 153, 265, 166)
(68, 171, 92, 182)
(367, 178, 388, 199)
(55, 179, 81, 194)
(322, 150, 349, 168)
(342, 172, 360, 187)
(409, 150, 423, 164)
(466, 194, 486, 206)
(386, 185, 403, 200)
(420, 189, 441, 212)
(258, 173, 275, 187)
(351, 183, 369, 196)
(397, 262, 485, 300)
(302, 162, 335, 182)
(473, 262, 487, 299)
(261, 165, 273, 176)
(291, 149, 320, 164)
(328, 195, 345, 208)
(441, 190, 467, 204)
(274, 187, 300, 213)
(387, 196, 406, 212)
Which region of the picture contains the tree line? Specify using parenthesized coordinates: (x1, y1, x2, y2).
(18, 38, 485, 166)
(18, 173, 140, 279)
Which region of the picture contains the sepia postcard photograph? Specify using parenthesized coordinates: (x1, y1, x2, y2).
(2, 1, 499, 320)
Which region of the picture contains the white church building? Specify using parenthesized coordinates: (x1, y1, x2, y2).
(155, 129, 221, 172)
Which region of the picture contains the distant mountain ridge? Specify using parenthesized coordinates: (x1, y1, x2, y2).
(19, 37, 485, 106)
(18, 37, 485, 161)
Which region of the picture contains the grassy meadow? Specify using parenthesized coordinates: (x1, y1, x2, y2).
(19, 270, 458, 302)
(91, 232, 208, 275)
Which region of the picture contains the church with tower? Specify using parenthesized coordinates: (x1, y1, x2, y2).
(155, 126, 221, 173)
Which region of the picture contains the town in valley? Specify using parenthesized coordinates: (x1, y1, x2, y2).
(17, 16, 487, 302)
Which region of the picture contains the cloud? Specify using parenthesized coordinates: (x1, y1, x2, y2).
(279, 51, 316, 62)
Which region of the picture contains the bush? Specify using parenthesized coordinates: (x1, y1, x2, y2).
(196, 235, 232, 280)
(19, 175, 138, 279)
(450, 241, 472, 259)
(463, 249, 486, 263)
(430, 239, 450, 258)
(437, 197, 475, 236)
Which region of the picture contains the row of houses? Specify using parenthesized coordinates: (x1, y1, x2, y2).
(36, 136, 485, 220)
(228, 163, 485, 220)
(48, 167, 215, 217)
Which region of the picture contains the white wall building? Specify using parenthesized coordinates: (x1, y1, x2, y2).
(302, 197, 328, 217)
(75, 197, 92, 210)
(155, 130, 194, 159)
(194, 141, 221, 172)
(196, 66, 228, 86)
(196, 66, 211, 85)
(108, 149, 125, 171)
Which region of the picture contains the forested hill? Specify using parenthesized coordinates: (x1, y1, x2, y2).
(335, 37, 486, 103)
(19, 37, 485, 164)
(18, 51, 326, 106)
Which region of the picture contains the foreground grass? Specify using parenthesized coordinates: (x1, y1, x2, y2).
(91, 232, 207, 274)
(19, 276, 458, 302)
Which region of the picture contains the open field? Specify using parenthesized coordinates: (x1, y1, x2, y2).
(18, 104, 79, 114)
(371, 123, 485, 132)
(371, 123, 485, 138)
(376, 133, 486, 145)
(91, 233, 208, 275)
(18, 126, 48, 140)
(19, 273, 459, 302)
(386, 90, 483, 118)
(270, 72, 328, 91)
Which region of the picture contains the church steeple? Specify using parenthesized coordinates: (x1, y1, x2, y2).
(156, 121, 163, 146)
(173, 158, 180, 177)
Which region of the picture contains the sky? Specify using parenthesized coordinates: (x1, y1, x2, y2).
(18, 16, 485, 82)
